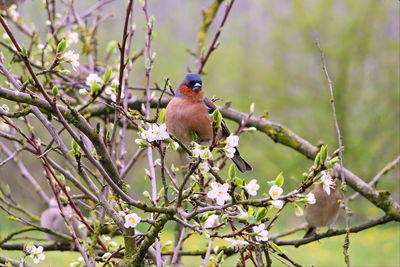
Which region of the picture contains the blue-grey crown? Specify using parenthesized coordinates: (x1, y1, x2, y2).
(184, 73, 202, 83)
(174, 73, 202, 97)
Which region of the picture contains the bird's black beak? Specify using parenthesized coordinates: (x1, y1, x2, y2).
(192, 83, 202, 92)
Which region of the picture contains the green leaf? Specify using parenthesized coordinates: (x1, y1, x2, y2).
(325, 160, 333, 169)
(246, 215, 257, 224)
(256, 207, 268, 221)
(232, 177, 243, 186)
(93, 219, 100, 229)
(247, 206, 254, 216)
(158, 108, 166, 123)
(269, 242, 284, 254)
(106, 40, 118, 54)
(217, 250, 224, 263)
(191, 131, 199, 142)
(59, 195, 68, 205)
(91, 82, 100, 92)
(314, 152, 321, 167)
(103, 67, 112, 84)
(52, 86, 58, 97)
(330, 156, 340, 165)
(274, 172, 284, 187)
(228, 164, 236, 179)
(320, 145, 328, 164)
(212, 109, 223, 127)
(57, 39, 67, 53)
(71, 139, 80, 154)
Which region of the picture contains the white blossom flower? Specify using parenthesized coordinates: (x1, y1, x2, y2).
(198, 162, 210, 175)
(269, 185, 283, 200)
(62, 50, 80, 70)
(204, 214, 219, 229)
(29, 245, 45, 264)
(0, 122, 10, 132)
(191, 143, 213, 160)
(271, 200, 284, 209)
(199, 148, 213, 160)
(320, 170, 335, 195)
(2, 32, 10, 41)
(252, 224, 269, 242)
(151, 123, 169, 141)
(104, 86, 113, 95)
(169, 141, 179, 151)
(67, 31, 79, 45)
(124, 213, 141, 228)
(225, 238, 249, 249)
(85, 73, 102, 88)
(192, 143, 202, 157)
(140, 124, 169, 142)
(306, 192, 316, 204)
(78, 88, 89, 96)
(224, 146, 235, 158)
(207, 182, 230, 205)
(226, 134, 239, 147)
(244, 179, 260, 196)
(140, 127, 154, 142)
(102, 252, 112, 260)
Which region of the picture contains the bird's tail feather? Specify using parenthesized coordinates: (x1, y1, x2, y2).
(303, 227, 317, 238)
(232, 154, 252, 173)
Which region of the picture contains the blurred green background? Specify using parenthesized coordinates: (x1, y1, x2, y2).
(0, 0, 399, 266)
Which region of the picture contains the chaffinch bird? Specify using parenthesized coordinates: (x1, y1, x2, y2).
(165, 73, 252, 172)
(303, 183, 341, 238)
(40, 198, 87, 242)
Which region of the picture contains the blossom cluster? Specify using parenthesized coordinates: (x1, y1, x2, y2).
(28, 245, 45, 264)
(222, 134, 239, 158)
(123, 212, 142, 229)
(320, 170, 335, 195)
(138, 123, 170, 143)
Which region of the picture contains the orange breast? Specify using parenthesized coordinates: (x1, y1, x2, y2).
(165, 97, 213, 144)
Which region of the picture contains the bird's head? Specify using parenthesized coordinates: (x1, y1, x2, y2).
(175, 73, 203, 98)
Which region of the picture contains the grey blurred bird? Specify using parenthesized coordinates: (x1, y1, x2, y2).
(40, 198, 87, 242)
(303, 184, 341, 238)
